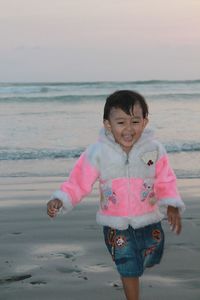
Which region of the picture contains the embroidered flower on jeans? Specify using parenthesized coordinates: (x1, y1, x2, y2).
(115, 236, 127, 247)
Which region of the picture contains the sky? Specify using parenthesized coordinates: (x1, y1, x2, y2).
(0, 0, 200, 82)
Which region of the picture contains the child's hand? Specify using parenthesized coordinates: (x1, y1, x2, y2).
(47, 199, 63, 218)
(167, 206, 182, 235)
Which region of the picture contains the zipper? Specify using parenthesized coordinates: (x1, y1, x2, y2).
(125, 153, 131, 215)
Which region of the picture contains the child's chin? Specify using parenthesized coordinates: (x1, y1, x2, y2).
(122, 145, 133, 152)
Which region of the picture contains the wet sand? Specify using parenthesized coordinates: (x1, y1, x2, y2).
(0, 176, 199, 299)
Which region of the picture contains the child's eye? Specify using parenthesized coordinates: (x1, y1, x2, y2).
(117, 122, 124, 125)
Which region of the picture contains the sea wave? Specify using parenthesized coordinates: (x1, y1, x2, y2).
(0, 148, 84, 161)
(174, 170, 200, 179)
(0, 94, 106, 103)
(164, 142, 200, 153)
(1, 79, 200, 88)
(149, 93, 200, 100)
(0, 92, 200, 103)
(1, 80, 200, 102)
(0, 142, 200, 161)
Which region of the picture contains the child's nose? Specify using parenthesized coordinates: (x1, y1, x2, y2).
(125, 122, 132, 131)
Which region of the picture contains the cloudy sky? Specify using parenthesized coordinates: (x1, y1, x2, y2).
(0, 0, 199, 82)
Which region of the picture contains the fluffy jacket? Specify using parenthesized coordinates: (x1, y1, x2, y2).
(51, 128, 185, 230)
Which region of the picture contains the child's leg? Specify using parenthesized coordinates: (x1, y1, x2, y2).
(121, 277, 139, 300)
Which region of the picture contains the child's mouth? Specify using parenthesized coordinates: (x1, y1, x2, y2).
(123, 134, 133, 142)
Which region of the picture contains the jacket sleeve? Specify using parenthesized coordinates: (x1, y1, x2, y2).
(51, 151, 99, 212)
(154, 154, 185, 212)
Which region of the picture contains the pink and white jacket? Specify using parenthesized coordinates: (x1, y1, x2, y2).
(52, 128, 185, 230)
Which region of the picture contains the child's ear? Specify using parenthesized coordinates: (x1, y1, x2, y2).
(103, 119, 112, 132)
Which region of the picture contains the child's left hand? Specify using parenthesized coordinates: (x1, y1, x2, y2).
(167, 206, 182, 235)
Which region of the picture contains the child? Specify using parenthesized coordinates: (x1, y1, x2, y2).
(47, 90, 185, 300)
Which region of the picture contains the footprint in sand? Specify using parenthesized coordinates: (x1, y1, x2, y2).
(56, 266, 81, 274)
(108, 281, 123, 290)
(30, 280, 47, 285)
(0, 274, 32, 284)
(59, 252, 76, 259)
(49, 251, 78, 263)
(56, 265, 88, 280)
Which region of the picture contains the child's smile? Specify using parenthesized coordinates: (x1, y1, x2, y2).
(104, 105, 148, 153)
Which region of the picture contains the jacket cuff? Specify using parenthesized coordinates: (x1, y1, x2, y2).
(50, 190, 73, 213)
(158, 197, 185, 213)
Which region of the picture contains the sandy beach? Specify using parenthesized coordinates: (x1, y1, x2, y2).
(0, 176, 199, 300)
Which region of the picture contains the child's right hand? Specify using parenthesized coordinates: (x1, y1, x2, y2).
(47, 199, 63, 218)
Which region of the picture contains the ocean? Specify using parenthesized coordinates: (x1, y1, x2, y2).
(0, 80, 200, 179)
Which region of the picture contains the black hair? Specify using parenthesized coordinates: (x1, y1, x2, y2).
(103, 90, 149, 120)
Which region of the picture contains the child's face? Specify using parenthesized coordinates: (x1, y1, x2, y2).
(104, 104, 148, 154)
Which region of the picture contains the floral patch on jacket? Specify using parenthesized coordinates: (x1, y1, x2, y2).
(100, 180, 117, 210)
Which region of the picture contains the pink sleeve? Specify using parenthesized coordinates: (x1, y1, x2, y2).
(154, 155, 185, 210)
(60, 152, 99, 207)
